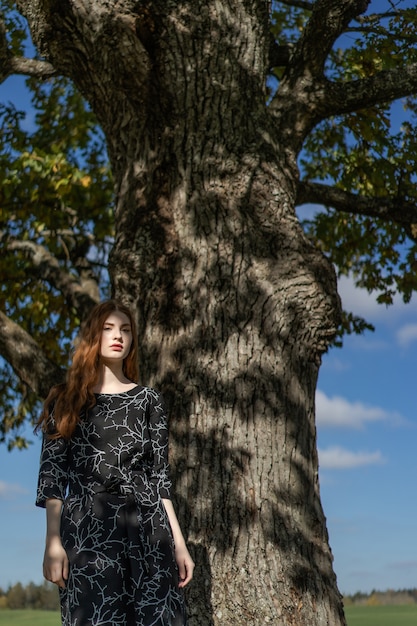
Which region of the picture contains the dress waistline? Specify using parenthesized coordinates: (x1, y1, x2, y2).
(70, 478, 137, 497)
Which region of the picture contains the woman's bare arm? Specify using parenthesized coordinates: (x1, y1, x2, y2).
(43, 498, 69, 589)
(162, 498, 195, 587)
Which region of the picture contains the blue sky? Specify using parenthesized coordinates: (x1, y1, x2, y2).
(317, 278, 417, 595)
(1, 0, 417, 598)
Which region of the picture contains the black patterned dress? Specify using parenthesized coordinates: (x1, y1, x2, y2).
(36, 385, 187, 626)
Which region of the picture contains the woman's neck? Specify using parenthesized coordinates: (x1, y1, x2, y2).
(92, 362, 136, 394)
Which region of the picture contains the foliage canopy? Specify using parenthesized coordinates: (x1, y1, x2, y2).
(0, 5, 113, 446)
(1, 0, 417, 445)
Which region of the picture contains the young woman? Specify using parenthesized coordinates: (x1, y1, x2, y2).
(36, 299, 194, 626)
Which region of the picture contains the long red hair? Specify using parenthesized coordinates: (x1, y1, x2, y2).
(37, 300, 139, 439)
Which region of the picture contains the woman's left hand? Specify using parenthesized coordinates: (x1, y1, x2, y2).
(175, 543, 195, 588)
(162, 498, 195, 587)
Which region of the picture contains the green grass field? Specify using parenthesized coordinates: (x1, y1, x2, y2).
(1, 606, 417, 625)
(345, 604, 417, 625)
(0, 610, 60, 625)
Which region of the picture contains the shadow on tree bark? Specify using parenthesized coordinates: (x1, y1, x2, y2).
(132, 185, 343, 621)
(182, 540, 215, 625)
(99, 3, 343, 619)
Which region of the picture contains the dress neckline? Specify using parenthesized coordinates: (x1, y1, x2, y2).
(93, 384, 141, 397)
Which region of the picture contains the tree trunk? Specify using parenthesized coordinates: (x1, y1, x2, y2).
(19, 1, 345, 623)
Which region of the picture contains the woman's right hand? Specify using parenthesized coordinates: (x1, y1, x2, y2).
(43, 536, 69, 589)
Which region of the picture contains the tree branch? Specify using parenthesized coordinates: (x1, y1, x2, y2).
(322, 62, 417, 118)
(9, 240, 99, 319)
(0, 311, 64, 398)
(289, 0, 370, 79)
(9, 56, 57, 79)
(0, 20, 57, 84)
(269, 1, 372, 149)
(296, 179, 417, 226)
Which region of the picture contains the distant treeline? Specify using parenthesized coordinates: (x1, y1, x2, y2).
(0, 581, 59, 611)
(344, 588, 417, 606)
(2, 581, 417, 611)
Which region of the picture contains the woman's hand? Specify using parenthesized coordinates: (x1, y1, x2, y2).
(43, 498, 68, 588)
(162, 498, 195, 588)
(43, 535, 69, 589)
(175, 543, 195, 588)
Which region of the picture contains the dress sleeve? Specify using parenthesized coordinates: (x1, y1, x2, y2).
(148, 390, 172, 500)
(36, 420, 70, 508)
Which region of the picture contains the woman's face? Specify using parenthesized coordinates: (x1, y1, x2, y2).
(99, 311, 133, 362)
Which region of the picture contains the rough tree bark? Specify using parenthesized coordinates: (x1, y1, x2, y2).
(9, 0, 380, 624)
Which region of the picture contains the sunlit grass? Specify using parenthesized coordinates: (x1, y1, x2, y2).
(345, 604, 417, 625)
(0, 610, 60, 625)
(2, 605, 417, 625)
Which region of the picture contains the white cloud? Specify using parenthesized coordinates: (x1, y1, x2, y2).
(0, 480, 28, 499)
(319, 446, 385, 469)
(396, 323, 417, 348)
(316, 389, 402, 429)
(337, 274, 417, 323)
(338, 275, 384, 320)
(322, 356, 350, 372)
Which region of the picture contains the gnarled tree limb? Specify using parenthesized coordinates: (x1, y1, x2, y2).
(9, 240, 99, 319)
(322, 62, 417, 118)
(0, 19, 57, 83)
(297, 179, 417, 225)
(270, 1, 417, 150)
(270, 1, 372, 149)
(286, 0, 370, 79)
(9, 56, 57, 79)
(0, 311, 64, 397)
